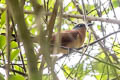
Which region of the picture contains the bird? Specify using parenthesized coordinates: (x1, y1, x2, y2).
(51, 23, 93, 54)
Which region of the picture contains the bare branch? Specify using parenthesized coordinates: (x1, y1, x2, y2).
(6, 0, 40, 80)
(47, 0, 59, 40)
(1, 7, 120, 24)
(5, 9, 10, 80)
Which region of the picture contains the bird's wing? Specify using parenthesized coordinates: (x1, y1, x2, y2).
(51, 30, 80, 46)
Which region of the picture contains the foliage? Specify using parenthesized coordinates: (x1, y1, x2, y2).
(0, 0, 120, 80)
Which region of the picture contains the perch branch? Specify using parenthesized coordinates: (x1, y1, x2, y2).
(58, 29, 120, 59)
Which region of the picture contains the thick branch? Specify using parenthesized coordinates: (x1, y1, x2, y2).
(6, 0, 39, 80)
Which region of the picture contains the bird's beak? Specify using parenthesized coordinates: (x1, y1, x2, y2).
(87, 23, 93, 27)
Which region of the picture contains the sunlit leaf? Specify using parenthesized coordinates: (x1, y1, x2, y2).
(1, 11, 6, 27)
(30, 28, 37, 35)
(25, 15, 34, 26)
(63, 65, 71, 76)
(0, 35, 6, 49)
(24, 1, 32, 10)
(97, 53, 106, 59)
(64, 2, 75, 12)
(48, 0, 56, 11)
(0, 0, 5, 3)
(96, 75, 108, 80)
(14, 65, 24, 72)
(113, 43, 120, 53)
(11, 41, 18, 49)
(9, 74, 25, 80)
(112, 0, 119, 8)
(10, 49, 20, 61)
(97, 25, 101, 30)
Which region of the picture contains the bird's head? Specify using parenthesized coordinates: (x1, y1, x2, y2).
(73, 23, 93, 29)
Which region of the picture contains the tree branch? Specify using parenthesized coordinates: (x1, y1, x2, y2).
(1, 7, 120, 24)
(47, 0, 59, 40)
(5, 9, 10, 80)
(6, 0, 40, 80)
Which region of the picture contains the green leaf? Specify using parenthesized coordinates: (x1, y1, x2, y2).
(64, 2, 72, 11)
(1, 11, 6, 27)
(9, 74, 25, 80)
(112, 0, 119, 8)
(75, 63, 85, 78)
(97, 25, 101, 30)
(96, 75, 108, 80)
(43, 75, 49, 80)
(94, 62, 105, 73)
(0, 73, 5, 80)
(30, 28, 37, 35)
(10, 41, 18, 49)
(113, 43, 120, 53)
(14, 65, 23, 72)
(25, 15, 34, 26)
(48, 0, 56, 11)
(37, 0, 43, 4)
(24, 1, 32, 10)
(63, 65, 71, 76)
(0, 35, 6, 49)
(10, 49, 20, 61)
(0, 0, 5, 3)
(97, 52, 106, 59)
